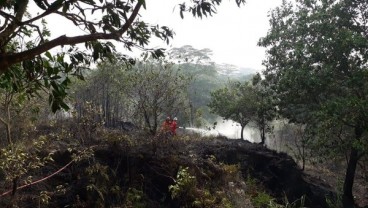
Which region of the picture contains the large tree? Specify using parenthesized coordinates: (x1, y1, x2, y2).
(126, 60, 191, 135)
(251, 73, 276, 144)
(259, 0, 368, 206)
(209, 76, 275, 142)
(169, 45, 227, 126)
(209, 81, 257, 140)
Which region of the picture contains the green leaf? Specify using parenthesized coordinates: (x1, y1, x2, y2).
(45, 51, 53, 61)
(138, 0, 146, 9)
(60, 101, 70, 111)
(49, 0, 64, 10)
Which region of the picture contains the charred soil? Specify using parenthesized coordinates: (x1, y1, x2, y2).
(1, 134, 341, 207)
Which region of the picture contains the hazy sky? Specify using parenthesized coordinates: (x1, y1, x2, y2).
(32, 0, 283, 71)
(141, 0, 283, 70)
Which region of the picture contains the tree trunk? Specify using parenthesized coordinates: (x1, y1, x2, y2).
(0, 101, 13, 145)
(9, 177, 18, 207)
(260, 126, 266, 145)
(142, 107, 155, 135)
(240, 125, 245, 140)
(302, 144, 305, 171)
(342, 126, 362, 207)
(342, 147, 358, 208)
(6, 123, 11, 145)
(189, 102, 194, 127)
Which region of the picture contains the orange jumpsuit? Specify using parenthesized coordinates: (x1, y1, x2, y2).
(171, 120, 177, 135)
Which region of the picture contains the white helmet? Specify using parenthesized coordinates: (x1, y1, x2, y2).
(173, 117, 178, 121)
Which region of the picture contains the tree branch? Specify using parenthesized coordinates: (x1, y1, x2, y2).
(0, 0, 28, 45)
(28, 24, 45, 44)
(22, 0, 77, 25)
(0, 1, 143, 73)
(0, 11, 15, 21)
(0, 18, 10, 33)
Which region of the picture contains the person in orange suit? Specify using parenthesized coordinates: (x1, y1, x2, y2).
(171, 117, 178, 136)
(161, 116, 172, 133)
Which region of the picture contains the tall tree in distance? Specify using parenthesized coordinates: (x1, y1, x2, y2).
(259, 0, 368, 206)
(169, 45, 225, 127)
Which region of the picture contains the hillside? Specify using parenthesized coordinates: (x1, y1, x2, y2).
(0, 127, 335, 207)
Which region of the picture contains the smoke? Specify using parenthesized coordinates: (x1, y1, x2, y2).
(184, 119, 259, 142)
(213, 119, 259, 142)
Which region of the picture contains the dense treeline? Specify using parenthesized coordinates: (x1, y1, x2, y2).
(70, 46, 253, 133)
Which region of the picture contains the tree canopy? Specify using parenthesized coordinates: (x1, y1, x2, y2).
(208, 77, 275, 141)
(72, 58, 191, 135)
(259, 0, 368, 206)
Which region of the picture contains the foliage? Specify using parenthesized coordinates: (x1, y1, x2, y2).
(251, 191, 277, 208)
(209, 75, 276, 141)
(259, 0, 368, 205)
(72, 58, 192, 134)
(71, 101, 105, 145)
(170, 45, 256, 127)
(178, 0, 245, 19)
(0, 1, 249, 207)
(169, 165, 234, 208)
(170, 45, 213, 64)
(169, 166, 197, 201)
(251, 73, 277, 144)
(325, 178, 344, 208)
(124, 188, 147, 208)
(71, 58, 132, 128)
(170, 46, 224, 126)
(0, 136, 53, 183)
(0, 136, 55, 207)
(0, 45, 52, 145)
(209, 81, 256, 140)
(85, 162, 112, 206)
(38, 190, 51, 206)
(0, 0, 245, 112)
(126, 60, 192, 134)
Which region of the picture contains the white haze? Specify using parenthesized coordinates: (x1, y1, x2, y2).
(185, 119, 260, 143)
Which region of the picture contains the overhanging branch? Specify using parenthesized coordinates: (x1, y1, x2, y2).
(0, 1, 143, 73)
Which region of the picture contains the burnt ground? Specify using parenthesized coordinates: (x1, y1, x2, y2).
(186, 137, 334, 207)
(56, 136, 335, 207)
(1, 134, 352, 207)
